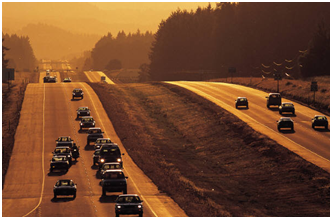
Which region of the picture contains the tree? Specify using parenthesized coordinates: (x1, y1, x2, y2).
(2, 38, 9, 70)
(105, 59, 122, 70)
(138, 63, 150, 82)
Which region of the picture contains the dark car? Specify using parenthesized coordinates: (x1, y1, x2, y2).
(97, 162, 122, 178)
(80, 116, 95, 131)
(277, 117, 294, 131)
(53, 146, 72, 164)
(56, 136, 74, 149)
(266, 93, 281, 108)
(77, 107, 90, 119)
(63, 77, 72, 82)
(50, 156, 70, 172)
(235, 97, 248, 109)
(94, 138, 112, 150)
(312, 115, 329, 129)
(93, 149, 101, 165)
(98, 143, 123, 168)
(72, 88, 84, 99)
(87, 127, 104, 145)
(44, 75, 57, 83)
(53, 179, 77, 199)
(101, 170, 127, 196)
(279, 102, 295, 115)
(115, 194, 143, 217)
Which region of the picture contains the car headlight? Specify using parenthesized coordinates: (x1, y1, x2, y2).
(117, 158, 122, 162)
(80, 123, 83, 125)
(138, 205, 142, 208)
(117, 205, 121, 209)
(92, 123, 95, 125)
(68, 155, 71, 158)
(100, 159, 105, 163)
(72, 93, 75, 95)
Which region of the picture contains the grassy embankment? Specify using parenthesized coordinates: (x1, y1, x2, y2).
(90, 82, 329, 217)
(211, 76, 330, 115)
(2, 71, 39, 187)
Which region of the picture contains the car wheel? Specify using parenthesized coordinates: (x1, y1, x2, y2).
(123, 189, 127, 194)
(80, 127, 82, 131)
(82, 96, 84, 99)
(279, 111, 282, 115)
(73, 193, 76, 199)
(76, 115, 79, 119)
(139, 213, 143, 217)
(312, 124, 315, 129)
(267, 105, 270, 108)
(292, 111, 295, 115)
(246, 105, 249, 109)
(291, 126, 294, 131)
(115, 213, 120, 217)
(102, 189, 106, 196)
(54, 193, 57, 199)
(50, 168, 53, 172)
(235, 105, 238, 109)
(278, 127, 281, 131)
(325, 125, 328, 130)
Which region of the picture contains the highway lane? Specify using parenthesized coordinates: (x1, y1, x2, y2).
(168, 81, 330, 172)
(3, 79, 187, 216)
(84, 71, 115, 84)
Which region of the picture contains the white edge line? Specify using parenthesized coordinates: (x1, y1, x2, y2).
(82, 83, 159, 217)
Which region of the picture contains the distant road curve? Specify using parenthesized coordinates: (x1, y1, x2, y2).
(168, 81, 330, 172)
(84, 71, 115, 84)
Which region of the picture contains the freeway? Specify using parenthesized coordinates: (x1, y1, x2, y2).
(84, 71, 115, 84)
(168, 81, 330, 172)
(2, 76, 186, 216)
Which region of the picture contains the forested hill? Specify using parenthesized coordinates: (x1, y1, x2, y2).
(149, 2, 329, 80)
(2, 33, 37, 72)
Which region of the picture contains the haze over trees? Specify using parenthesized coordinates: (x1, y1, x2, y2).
(149, 2, 329, 80)
(90, 30, 154, 70)
(2, 33, 37, 71)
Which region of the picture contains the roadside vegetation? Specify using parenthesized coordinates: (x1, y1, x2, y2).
(210, 76, 330, 114)
(2, 72, 38, 187)
(90, 82, 329, 217)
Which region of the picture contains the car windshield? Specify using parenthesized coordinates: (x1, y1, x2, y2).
(270, 94, 280, 98)
(74, 89, 82, 93)
(104, 172, 124, 179)
(316, 116, 327, 120)
(58, 137, 70, 141)
(97, 139, 111, 143)
(78, 107, 88, 111)
(117, 196, 141, 203)
(82, 118, 94, 122)
(101, 148, 120, 156)
(281, 118, 291, 122)
(56, 180, 74, 187)
(52, 157, 66, 161)
(238, 98, 247, 101)
(90, 129, 101, 133)
(55, 148, 69, 153)
(103, 164, 121, 170)
(283, 103, 293, 107)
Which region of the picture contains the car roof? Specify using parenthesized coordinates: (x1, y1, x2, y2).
(78, 106, 89, 109)
(237, 97, 247, 99)
(73, 88, 82, 90)
(314, 115, 326, 117)
(97, 138, 111, 140)
(282, 102, 293, 105)
(58, 136, 71, 138)
(101, 143, 119, 148)
(280, 117, 292, 121)
(103, 162, 121, 165)
(269, 93, 281, 95)
(82, 116, 93, 118)
(118, 194, 139, 197)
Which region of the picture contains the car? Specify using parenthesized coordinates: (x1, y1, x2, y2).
(43, 75, 57, 83)
(53, 146, 72, 164)
(312, 115, 329, 129)
(97, 162, 122, 178)
(277, 117, 294, 131)
(76, 107, 91, 119)
(80, 116, 95, 130)
(93, 149, 101, 165)
(235, 97, 248, 109)
(101, 170, 128, 196)
(98, 143, 123, 168)
(50, 155, 70, 172)
(94, 138, 112, 150)
(87, 127, 104, 145)
(72, 88, 84, 99)
(115, 194, 143, 217)
(53, 179, 77, 199)
(279, 102, 295, 115)
(63, 77, 72, 82)
(266, 93, 281, 108)
(56, 136, 74, 149)
(43, 75, 50, 83)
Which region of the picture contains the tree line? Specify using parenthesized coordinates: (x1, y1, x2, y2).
(148, 2, 329, 80)
(2, 33, 37, 72)
(76, 30, 154, 71)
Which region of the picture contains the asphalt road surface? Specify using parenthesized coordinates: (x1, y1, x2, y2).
(3, 79, 187, 216)
(84, 71, 115, 84)
(168, 81, 330, 172)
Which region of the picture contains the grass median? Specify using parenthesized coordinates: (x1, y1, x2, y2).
(90, 82, 329, 217)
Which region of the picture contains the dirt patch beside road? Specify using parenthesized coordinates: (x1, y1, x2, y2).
(90, 82, 329, 217)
